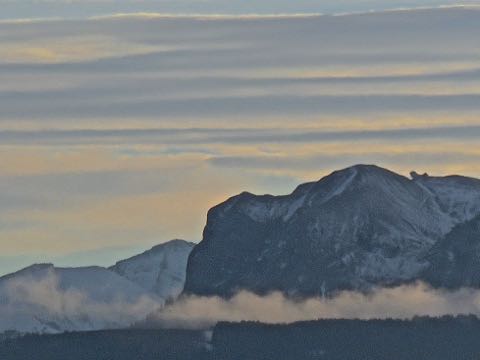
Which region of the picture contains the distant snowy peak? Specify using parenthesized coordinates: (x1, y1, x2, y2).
(110, 239, 195, 301)
(0, 264, 162, 334)
(0, 240, 196, 334)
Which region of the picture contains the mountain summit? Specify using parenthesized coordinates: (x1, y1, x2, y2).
(110, 240, 195, 301)
(183, 165, 480, 297)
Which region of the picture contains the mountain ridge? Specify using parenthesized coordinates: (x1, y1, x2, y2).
(110, 239, 195, 300)
(4, 164, 480, 333)
(0, 240, 194, 333)
(183, 164, 480, 297)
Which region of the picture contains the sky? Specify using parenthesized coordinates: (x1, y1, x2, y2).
(1, 0, 480, 19)
(1, 4, 480, 275)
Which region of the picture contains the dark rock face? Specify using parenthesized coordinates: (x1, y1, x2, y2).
(184, 165, 480, 297)
(424, 215, 480, 288)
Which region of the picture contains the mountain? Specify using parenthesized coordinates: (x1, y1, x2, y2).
(0, 264, 162, 334)
(424, 214, 480, 288)
(183, 165, 480, 297)
(0, 240, 195, 334)
(110, 240, 195, 301)
(411, 172, 480, 224)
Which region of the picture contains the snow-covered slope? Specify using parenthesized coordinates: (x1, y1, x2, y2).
(0, 264, 162, 334)
(412, 172, 480, 224)
(110, 240, 195, 301)
(0, 240, 195, 334)
(184, 165, 480, 297)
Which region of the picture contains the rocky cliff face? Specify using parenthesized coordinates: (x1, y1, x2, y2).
(424, 214, 480, 288)
(184, 165, 480, 297)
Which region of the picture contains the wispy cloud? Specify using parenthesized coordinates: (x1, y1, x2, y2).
(1, 8, 480, 265)
(0, 36, 164, 64)
(1, 125, 480, 145)
(1, 0, 480, 21)
(148, 282, 480, 329)
(0, 268, 161, 332)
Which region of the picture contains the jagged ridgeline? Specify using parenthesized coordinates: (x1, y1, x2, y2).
(184, 165, 480, 297)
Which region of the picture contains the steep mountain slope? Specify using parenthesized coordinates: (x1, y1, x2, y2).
(412, 172, 480, 224)
(423, 214, 480, 288)
(184, 165, 480, 297)
(0, 264, 162, 333)
(0, 240, 196, 334)
(110, 240, 195, 301)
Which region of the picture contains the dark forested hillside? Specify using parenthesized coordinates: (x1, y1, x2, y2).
(212, 316, 480, 360)
(0, 329, 209, 360)
(2, 316, 480, 360)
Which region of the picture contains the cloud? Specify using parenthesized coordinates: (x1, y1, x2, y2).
(2, 7, 480, 267)
(3, 125, 480, 145)
(4, 273, 480, 333)
(90, 13, 325, 21)
(146, 283, 480, 329)
(0, 269, 161, 333)
(2, 8, 480, 123)
(0, 36, 162, 64)
(3, 94, 480, 121)
(207, 151, 480, 171)
(0, 0, 479, 21)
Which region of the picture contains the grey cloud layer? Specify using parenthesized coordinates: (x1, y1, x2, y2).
(1, 1, 480, 20)
(0, 125, 479, 145)
(1, 8, 480, 272)
(208, 152, 480, 171)
(1, 8, 480, 125)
